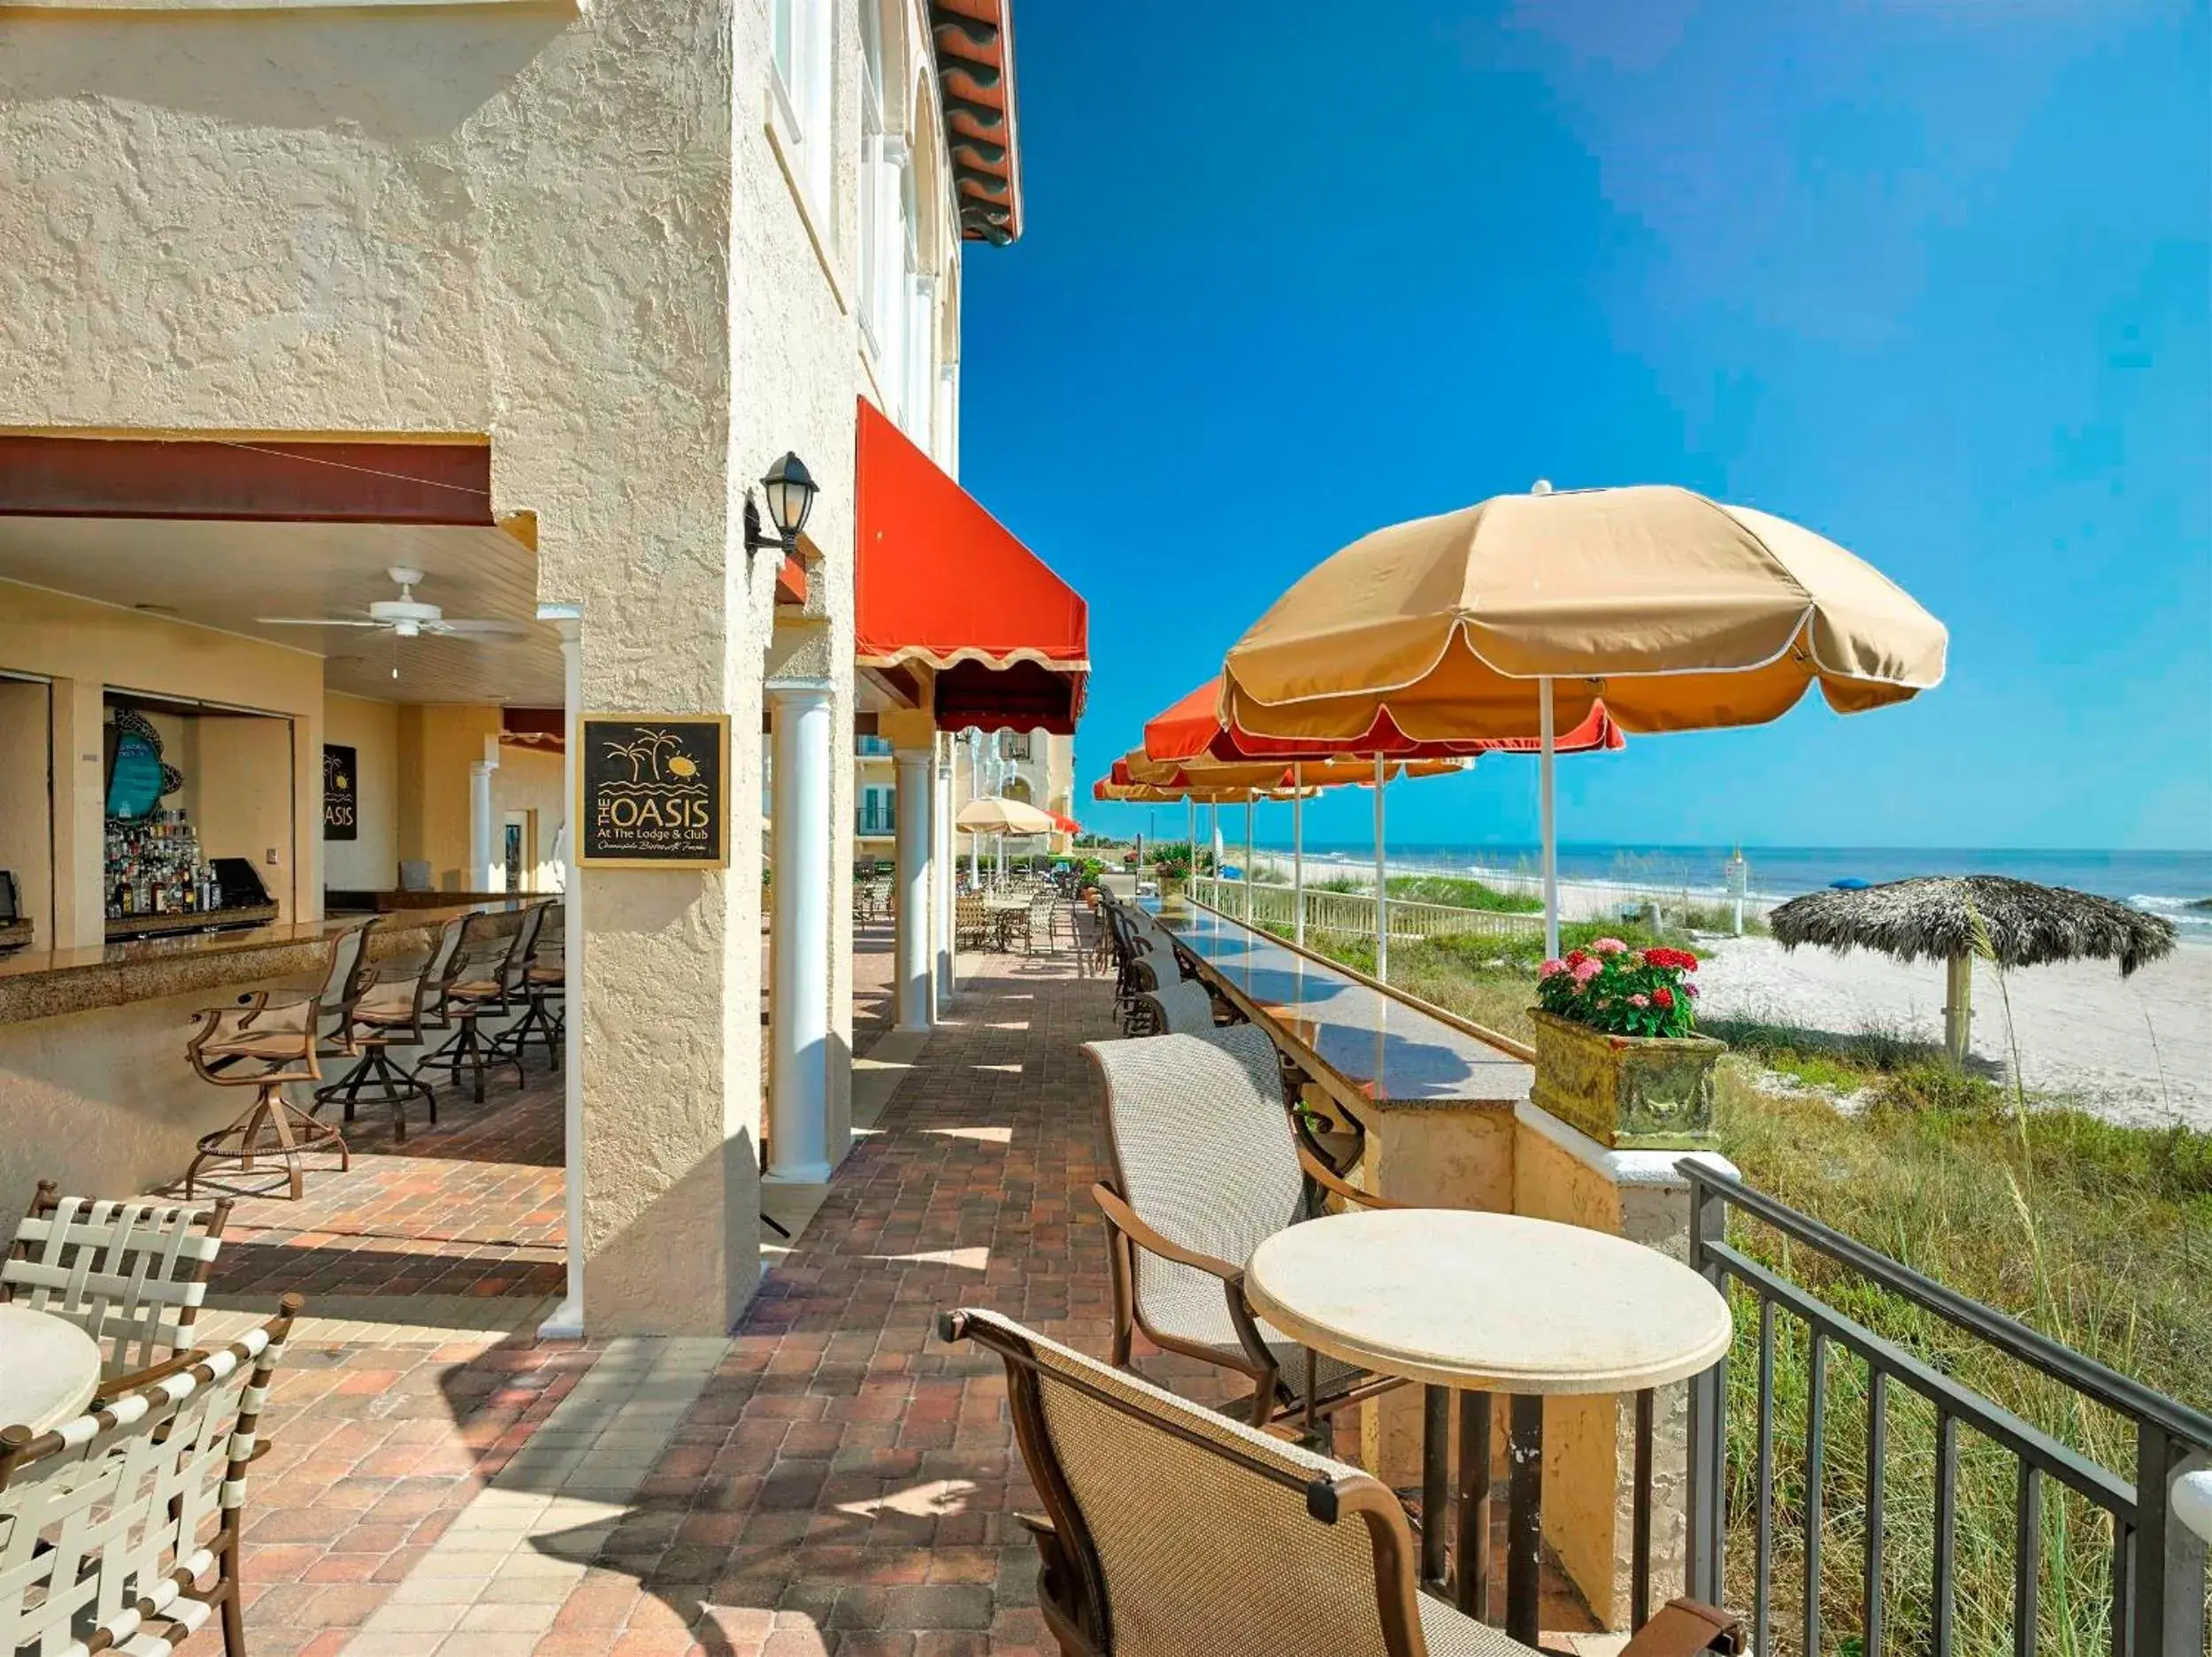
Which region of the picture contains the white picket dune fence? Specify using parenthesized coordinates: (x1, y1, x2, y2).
(1188, 874, 1540, 943)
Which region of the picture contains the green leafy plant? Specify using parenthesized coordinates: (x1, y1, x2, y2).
(1534, 939, 1702, 1038)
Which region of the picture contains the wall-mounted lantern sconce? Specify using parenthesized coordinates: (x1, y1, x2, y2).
(744, 451, 819, 557)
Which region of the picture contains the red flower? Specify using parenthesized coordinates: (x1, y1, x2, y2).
(1653, 986, 1675, 1009)
(1565, 949, 1588, 968)
(1645, 947, 1701, 971)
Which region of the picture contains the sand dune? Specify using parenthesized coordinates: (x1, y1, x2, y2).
(1693, 934, 2212, 1128)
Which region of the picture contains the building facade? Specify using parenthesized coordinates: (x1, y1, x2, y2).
(0, 0, 1079, 1335)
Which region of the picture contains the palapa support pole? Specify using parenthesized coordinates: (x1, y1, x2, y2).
(1944, 950, 1974, 1068)
(1540, 676, 1560, 962)
(1374, 753, 1389, 983)
(1186, 798, 1195, 902)
(1292, 763, 1306, 948)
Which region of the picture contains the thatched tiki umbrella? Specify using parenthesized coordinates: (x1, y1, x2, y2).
(1768, 876, 2177, 1065)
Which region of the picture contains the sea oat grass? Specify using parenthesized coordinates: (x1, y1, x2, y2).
(1266, 922, 2209, 1650)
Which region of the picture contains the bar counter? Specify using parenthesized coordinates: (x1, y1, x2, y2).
(0, 900, 536, 1221)
(0, 901, 529, 1025)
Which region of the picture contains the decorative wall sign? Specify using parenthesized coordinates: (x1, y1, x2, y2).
(323, 745, 358, 840)
(577, 714, 731, 868)
(104, 708, 183, 821)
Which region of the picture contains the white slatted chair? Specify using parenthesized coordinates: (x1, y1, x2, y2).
(2, 1184, 232, 1400)
(0, 1294, 299, 1657)
(1086, 1025, 1404, 1428)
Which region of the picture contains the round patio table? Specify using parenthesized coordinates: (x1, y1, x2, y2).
(0, 1305, 103, 1435)
(1245, 1208, 1731, 1643)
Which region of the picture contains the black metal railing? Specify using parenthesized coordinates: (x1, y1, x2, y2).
(1685, 1162, 2211, 1657)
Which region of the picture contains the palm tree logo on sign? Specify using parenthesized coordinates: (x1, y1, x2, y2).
(588, 722, 718, 859)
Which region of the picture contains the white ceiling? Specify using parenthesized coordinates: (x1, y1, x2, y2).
(0, 516, 564, 706)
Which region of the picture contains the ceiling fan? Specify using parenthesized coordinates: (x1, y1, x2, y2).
(256, 567, 529, 640)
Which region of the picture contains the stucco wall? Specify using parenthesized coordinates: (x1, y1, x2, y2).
(0, 679, 51, 946)
(0, 0, 949, 1331)
(495, 740, 566, 891)
(322, 693, 402, 893)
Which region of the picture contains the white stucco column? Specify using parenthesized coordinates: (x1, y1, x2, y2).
(470, 735, 500, 891)
(933, 737, 956, 1003)
(893, 748, 933, 1032)
(538, 610, 584, 1341)
(766, 679, 833, 1184)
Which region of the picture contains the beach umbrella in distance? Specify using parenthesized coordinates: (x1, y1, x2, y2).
(956, 796, 1056, 883)
(1767, 876, 2177, 1067)
(1141, 679, 1601, 968)
(1219, 483, 1947, 956)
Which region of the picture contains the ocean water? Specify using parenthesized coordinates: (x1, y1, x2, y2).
(1265, 841, 2212, 933)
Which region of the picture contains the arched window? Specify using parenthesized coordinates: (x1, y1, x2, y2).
(1002, 776, 1033, 806)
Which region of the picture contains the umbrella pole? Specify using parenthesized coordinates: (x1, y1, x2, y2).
(1540, 677, 1559, 961)
(1244, 800, 1255, 924)
(1186, 798, 1195, 903)
(1374, 753, 1388, 984)
(1210, 803, 1221, 908)
(1944, 951, 1974, 1068)
(1292, 763, 1305, 949)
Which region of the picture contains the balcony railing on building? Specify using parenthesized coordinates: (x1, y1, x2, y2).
(856, 802, 896, 838)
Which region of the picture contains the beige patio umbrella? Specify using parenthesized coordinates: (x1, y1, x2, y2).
(1221, 483, 1947, 955)
(956, 795, 1057, 883)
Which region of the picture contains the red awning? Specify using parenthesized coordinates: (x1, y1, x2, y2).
(855, 398, 1087, 734)
(1143, 676, 1624, 762)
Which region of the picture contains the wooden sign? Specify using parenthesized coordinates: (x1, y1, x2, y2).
(577, 714, 731, 868)
(323, 744, 358, 840)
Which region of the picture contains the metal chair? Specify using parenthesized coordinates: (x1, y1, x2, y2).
(490, 900, 565, 1070)
(183, 935, 359, 1200)
(1086, 1024, 1404, 1429)
(315, 913, 469, 1139)
(2, 1182, 232, 1400)
(1129, 977, 1225, 1037)
(414, 905, 542, 1102)
(0, 1296, 302, 1657)
(941, 1307, 1746, 1657)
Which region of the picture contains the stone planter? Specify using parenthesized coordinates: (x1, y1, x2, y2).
(1527, 1009, 1724, 1149)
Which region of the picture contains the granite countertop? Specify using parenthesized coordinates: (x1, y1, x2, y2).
(0, 899, 538, 1025)
(1150, 902, 1532, 1109)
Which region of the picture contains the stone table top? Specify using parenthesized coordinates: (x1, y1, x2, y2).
(1244, 1208, 1732, 1393)
(1148, 903, 1532, 1109)
(0, 1305, 102, 1434)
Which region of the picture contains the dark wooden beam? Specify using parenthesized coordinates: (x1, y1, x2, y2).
(0, 435, 495, 525)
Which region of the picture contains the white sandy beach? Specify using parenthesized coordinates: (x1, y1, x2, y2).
(1693, 934, 2212, 1128)
(1266, 850, 2212, 1128)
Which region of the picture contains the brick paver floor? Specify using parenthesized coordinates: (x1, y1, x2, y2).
(169, 1058, 586, 1657)
(177, 932, 1590, 1655)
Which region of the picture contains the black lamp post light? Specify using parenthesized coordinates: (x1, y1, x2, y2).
(744, 451, 819, 558)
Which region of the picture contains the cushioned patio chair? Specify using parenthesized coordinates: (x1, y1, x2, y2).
(2, 1182, 233, 1401)
(490, 900, 565, 1070)
(0, 1295, 302, 1657)
(184, 948, 354, 1200)
(1129, 977, 1226, 1037)
(1085, 1024, 1406, 1428)
(415, 904, 544, 1102)
(316, 912, 469, 1139)
(940, 1308, 1746, 1657)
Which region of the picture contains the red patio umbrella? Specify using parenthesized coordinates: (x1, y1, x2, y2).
(1141, 679, 1623, 974)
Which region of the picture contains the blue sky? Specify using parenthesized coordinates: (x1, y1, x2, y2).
(956, 0, 2210, 853)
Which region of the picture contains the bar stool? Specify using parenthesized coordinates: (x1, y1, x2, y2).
(315, 913, 468, 1139)
(182, 924, 369, 1200)
(413, 905, 541, 1102)
(490, 901, 563, 1071)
